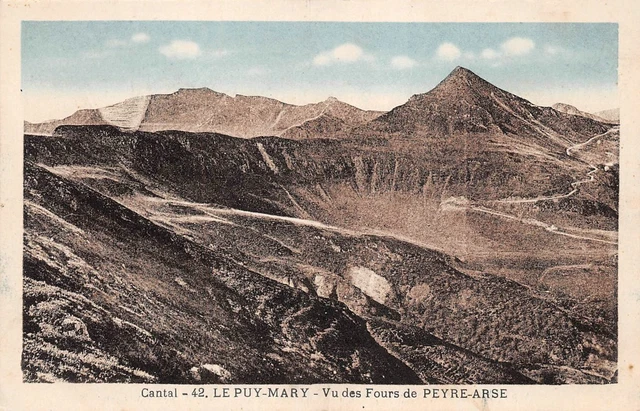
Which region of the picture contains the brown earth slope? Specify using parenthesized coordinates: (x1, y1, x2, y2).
(24, 125, 618, 384)
(24, 90, 382, 138)
(359, 67, 609, 154)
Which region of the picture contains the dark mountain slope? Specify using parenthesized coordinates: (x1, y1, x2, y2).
(24, 159, 613, 384)
(281, 113, 349, 140)
(361, 67, 609, 152)
(23, 161, 424, 383)
(26, 124, 592, 206)
(24, 124, 618, 383)
(25, 125, 617, 270)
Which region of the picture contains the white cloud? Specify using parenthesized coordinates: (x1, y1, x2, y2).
(436, 42, 461, 61)
(501, 37, 535, 56)
(313, 43, 371, 66)
(131, 32, 150, 44)
(159, 40, 202, 60)
(481, 48, 500, 60)
(104, 33, 150, 50)
(313, 53, 332, 66)
(463, 51, 476, 60)
(390, 55, 417, 70)
(332, 43, 364, 61)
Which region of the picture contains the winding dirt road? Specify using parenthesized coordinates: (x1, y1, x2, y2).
(566, 127, 619, 156)
(461, 126, 619, 245)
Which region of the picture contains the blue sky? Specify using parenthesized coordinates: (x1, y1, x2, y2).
(22, 22, 618, 121)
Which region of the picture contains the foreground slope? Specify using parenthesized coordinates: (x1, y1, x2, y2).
(24, 160, 543, 384)
(23, 161, 425, 383)
(24, 126, 617, 383)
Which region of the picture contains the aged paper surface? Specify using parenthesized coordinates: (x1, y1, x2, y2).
(1, 0, 639, 410)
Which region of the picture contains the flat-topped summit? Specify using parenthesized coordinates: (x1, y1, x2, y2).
(172, 87, 229, 98)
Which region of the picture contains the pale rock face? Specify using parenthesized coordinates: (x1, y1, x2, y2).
(314, 274, 335, 298)
(191, 364, 232, 382)
(201, 364, 231, 379)
(256, 142, 279, 173)
(99, 95, 151, 131)
(60, 316, 90, 339)
(346, 266, 391, 305)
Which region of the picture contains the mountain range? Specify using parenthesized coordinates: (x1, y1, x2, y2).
(552, 103, 617, 124)
(25, 67, 618, 140)
(594, 108, 620, 123)
(22, 67, 619, 384)
(24, 89, 383, 138)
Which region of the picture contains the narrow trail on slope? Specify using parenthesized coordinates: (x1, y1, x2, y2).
(566, 127, 619, 156)
(194, 204, 451, 255)
(468, 206, 617, 245)
(487, 125, 618, 205)
(488, 165, 597, 205)
(453, 125, 620, 245)
(278, 101, 331, 135)
(468, 189, 615, 245)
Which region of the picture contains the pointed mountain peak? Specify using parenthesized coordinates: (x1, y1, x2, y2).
(325, 96, 340, 103)
(449, 65, 474, 76)
(405, 67, 491, 104)
(439, 66, 490, 87)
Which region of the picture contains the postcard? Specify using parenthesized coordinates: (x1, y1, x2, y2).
(1, 1, 639, 410)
